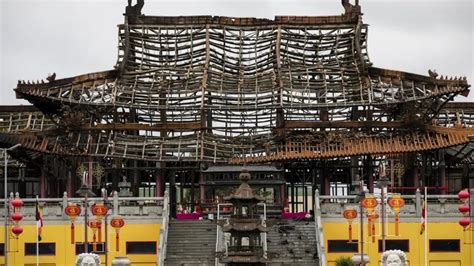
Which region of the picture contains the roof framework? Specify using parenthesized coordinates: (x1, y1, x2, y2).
(2, 0, 471, 164)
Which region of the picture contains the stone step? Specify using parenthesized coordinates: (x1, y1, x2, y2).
(166, 220, 217, 264)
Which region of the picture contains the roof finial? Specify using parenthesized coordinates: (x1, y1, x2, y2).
(341, 0, 361, 15)
(125, 0, 144, 18)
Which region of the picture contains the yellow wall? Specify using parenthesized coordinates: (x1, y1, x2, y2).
(324, 221, 474, 266)
(0, 222, 160, 266)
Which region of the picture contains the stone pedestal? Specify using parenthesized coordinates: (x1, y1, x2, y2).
(112, 256, 131, 266)
(118, 176, 133, 197)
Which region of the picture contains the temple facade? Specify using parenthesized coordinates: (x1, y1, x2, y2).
(0, 1, 472, 264)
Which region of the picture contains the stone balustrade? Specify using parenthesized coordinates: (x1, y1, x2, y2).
(319, 193, 463, 219)
(0, 192, 164, 221)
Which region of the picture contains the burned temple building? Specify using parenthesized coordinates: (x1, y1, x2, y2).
(1, 0, 472, 218)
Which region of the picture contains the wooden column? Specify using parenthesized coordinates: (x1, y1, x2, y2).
(413, 166, 420, 191)
(156, 174, 163, 197)
(421, 153, 427, 187)
(439, 150, 446, 194)
(67, 168, 73, 197)
(113, 159, 121, 192)
(190, 170, 196, 212)
(170, 170, 177, 217)
(88, 159, 94, 188)
(199, 173, 205, 203)
(40, 167, 46, 198)
(132, 160, 139, 196)
(367, 155, 374, 193)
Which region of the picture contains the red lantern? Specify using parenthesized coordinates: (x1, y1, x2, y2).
(65, 203, 81, 244)
(10, 212, 23, 223)
(458, 204, 470, 214)
(10, 198, 23, 209)
(110, 216, 125, 252)
(11, 225, 23, 237)
(388, 194, 405, 236)
(458, 190, 470, 203)
(368, 212, 379, 243)
(343, 209, 357, 242)
(361, 197, 378, 209)
(91, 203, 107, 242)
(459, 217, 470, 230)
(362, 195, 378, 239)
(91, 203, 108, 219)
(88, 218, 100, 252)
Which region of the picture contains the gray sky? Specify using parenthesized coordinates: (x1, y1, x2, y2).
(1, 0, 473, 105)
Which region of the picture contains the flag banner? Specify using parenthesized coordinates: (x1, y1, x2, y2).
(420, 197, 426, 235)
(36, 199, 43, 241)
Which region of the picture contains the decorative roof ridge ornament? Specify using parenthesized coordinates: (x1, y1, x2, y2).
(125, 0, 144, 18)
(342, 0, 362, 16)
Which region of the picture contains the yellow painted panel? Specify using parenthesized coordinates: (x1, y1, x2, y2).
(323, 221, 471, 266)
(430, 261, 461, 266)
(0, 222, 160, 266)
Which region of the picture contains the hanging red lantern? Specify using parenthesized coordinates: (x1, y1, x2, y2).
(10, 198, 23, 209)
(388, 194, 405, 236)
(368, 211, 379, 243)
(11, 225, 23, 237)
(459, 217, 470, 230)
(10, 212, 23, 223)
(110, 216, 125, 252)
(362, 195, 378, 239)
(91, 203, 108, 242)
(343, 209, 357, 242)
(65, 203, 81, 244)
(458, 190, 470, 203)
(458, 204, 470, 214)
(91, 203, 108, 220)
(361, 196, 378, 209)
(88, 217, 100, 252)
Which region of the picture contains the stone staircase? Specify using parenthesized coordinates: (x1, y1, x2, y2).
(164, 220, 217, 266)
(267, 219, 319, 265)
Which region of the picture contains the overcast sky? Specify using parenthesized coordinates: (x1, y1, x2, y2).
(1, 0, 473, 105)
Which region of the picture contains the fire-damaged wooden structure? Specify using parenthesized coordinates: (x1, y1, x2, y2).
(1, 1, 472, 216)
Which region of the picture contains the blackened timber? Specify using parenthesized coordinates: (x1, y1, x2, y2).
(0, 105, 39, 112)
(80, 122, 201, 131)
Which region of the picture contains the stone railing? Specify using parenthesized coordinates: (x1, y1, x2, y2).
(319, 192, 461, 219)
(314, 189, 326, 266)
(157, 190, 169, 266)
(1, 192, 164, 221)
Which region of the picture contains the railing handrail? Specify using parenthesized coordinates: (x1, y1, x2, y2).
(157, 191, 169, 266)
(17, 196, 164, 203)
(314, 189, 326, 266)
(319, 194, 458, 200)
(216, 204, 223, 266)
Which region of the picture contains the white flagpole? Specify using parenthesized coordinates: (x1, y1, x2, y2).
(424, 187, 428, 266)
(36, 195, 39, 266)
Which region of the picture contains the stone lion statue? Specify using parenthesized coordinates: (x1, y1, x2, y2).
(75, 253, 101, 266)
(381, 249, 407, 266)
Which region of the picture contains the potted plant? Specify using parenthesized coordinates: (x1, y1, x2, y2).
(335, 256, 354, 266)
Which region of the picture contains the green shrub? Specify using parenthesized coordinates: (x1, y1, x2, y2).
(335, 256, 354, 266)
